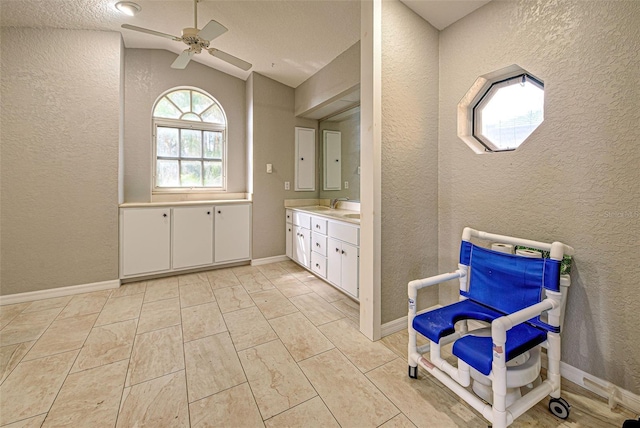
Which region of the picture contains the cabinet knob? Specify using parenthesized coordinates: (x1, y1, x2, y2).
(335, 159, 339, 162)
(217, 210, 221, 214)
(342, 250, 345, 255)
(316, 263, 320, 268)
(163, 213, 167, 218)
(335, 248, 340, 252)
(316, 243, 320, 247)
(300, 157, 304, 161)
(207, 211, 211, 215)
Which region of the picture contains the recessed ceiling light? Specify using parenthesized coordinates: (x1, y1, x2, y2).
(115, 1, 141, 16)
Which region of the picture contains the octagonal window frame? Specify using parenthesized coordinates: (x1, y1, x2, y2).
(472, 73, 544, 152)
(457, 65, 545, 154)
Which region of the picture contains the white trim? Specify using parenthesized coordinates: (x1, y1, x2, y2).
(554, 359, 640, 414)
(0, 279, 120, 306)
(251, 255, 290, 266)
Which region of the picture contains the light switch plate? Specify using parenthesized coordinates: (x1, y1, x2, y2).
(284, 181, 290, 190)
(267, 163, 273, 173)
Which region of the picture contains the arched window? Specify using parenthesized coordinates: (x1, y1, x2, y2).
(153, 88, 227, 191)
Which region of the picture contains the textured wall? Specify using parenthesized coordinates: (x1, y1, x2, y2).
(295, 41, 361, 116)
(439, 0, 640, 392)
(123, 49, 247, 202)
(248, 73, 317, 259)
(381, 0, 440, 323)
(1, 28, 121, 295)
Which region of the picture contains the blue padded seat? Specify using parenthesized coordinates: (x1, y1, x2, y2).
(412, 300, 548, 376)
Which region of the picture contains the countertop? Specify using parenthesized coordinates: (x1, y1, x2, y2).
(289, 205, 360, 225)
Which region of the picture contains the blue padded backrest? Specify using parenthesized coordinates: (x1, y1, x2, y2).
(459, 241, 561, 332)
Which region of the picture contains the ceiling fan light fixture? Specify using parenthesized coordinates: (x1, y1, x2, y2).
(115, 1, 141, 16)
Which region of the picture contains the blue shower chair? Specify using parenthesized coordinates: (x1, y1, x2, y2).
(408, 227, 574, 428)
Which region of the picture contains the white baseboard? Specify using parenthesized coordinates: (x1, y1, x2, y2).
(380, 305, 442, 337)
(558, 360, 640, 414)
(390, 310, 640, 415)
(0, 279, 121, 306)
(251, 255, 290, 266)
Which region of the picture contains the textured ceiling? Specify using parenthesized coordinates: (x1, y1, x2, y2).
(0, 0, 361, 88)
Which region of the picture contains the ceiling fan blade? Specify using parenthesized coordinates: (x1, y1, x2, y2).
(171, 50, 195, 69)
(198, 20, 228, 42)
(209, 48, 252, 71)
(121, 24, 181, 41)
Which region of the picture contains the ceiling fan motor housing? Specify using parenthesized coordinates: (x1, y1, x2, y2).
(181, 27, 209, 51)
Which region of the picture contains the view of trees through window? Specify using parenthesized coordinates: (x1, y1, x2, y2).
(153, 89, 226, 190)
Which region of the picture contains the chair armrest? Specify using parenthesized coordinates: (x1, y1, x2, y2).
(408, 270, 464, 299)
(491, 299, 558, 345)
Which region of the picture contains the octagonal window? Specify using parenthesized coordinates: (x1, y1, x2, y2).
(473, 74, 544, 152)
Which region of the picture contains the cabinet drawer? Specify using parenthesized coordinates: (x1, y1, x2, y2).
(328, 221, 359, 246)
(311, 217, 327, 235)
(311, 252, 327, 278)
(285, 209, 293, 224)
(312, 232, 327, 256)
(293, 211, 311, 228)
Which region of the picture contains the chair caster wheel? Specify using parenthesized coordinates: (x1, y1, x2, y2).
(549, 397, 570, 419)
(408, 365, 418, 379)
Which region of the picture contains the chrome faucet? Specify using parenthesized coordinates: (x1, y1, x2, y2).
(330, 197, 349, 209)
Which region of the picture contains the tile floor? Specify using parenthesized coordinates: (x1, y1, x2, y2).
(0, 260, 635, 427)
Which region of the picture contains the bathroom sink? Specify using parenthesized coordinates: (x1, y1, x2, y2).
(343, 213, 360, 219)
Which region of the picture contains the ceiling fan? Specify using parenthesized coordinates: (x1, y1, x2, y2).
(121, 0, 252, 71)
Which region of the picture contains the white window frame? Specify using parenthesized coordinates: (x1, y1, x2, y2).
(151, 87, 228, 194)
(472, 73, 544, 152)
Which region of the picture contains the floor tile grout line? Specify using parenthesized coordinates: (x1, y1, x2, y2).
(176, 288, 194, 427)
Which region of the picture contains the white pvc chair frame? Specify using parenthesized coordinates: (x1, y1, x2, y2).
(407, 227, 575, 428)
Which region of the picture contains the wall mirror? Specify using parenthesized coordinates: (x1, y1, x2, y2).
(319, 105, 360, 201)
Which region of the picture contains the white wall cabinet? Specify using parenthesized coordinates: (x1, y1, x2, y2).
(214, 204, 251, 263)
(173, 206, 214, 269)
(120, 203, 251, 279)
(323, 130, 342, 190)
(295, 127, 316, 191)
(121, 208, 171, 276)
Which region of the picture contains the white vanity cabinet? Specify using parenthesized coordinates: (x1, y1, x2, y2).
(214, 204, 251, 263)
(292, 211, 311, 268)
(286, 208, 359, 299)
(121, 208, 171, 276)
(327, 223, 359, 298)
(285, 210, 293, 259)
(120, 202, 251, 279)
(172, 206, 214, 269)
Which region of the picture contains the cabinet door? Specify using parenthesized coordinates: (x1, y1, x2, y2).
(341, 242, 359, 298)
(327, 237, 342, 286)
(173, 206, 213, 269)
(215, 204, 251, 263)
(295, 127, 316, 191)
(323, 130, 341, 190)
(285, 223, 293, 259)
(293, 225, 311, 268)
(122, 208, 171, 276)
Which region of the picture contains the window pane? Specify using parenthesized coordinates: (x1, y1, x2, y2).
(181, 113, 201, 122)
(181, 161, 202, 187)
(157, 127, 179, 157)
(156, 160, 179, 187)
(154, 97, 181, 119)
(201, 104, 225, 124)
(192, 91, 214, 114)
(478, 79, 544, 150)
(180, 129, 202, 158)
(204, 161, 223, 187)
(167, 90, 191, 113)
(203, 131, 223, 159)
